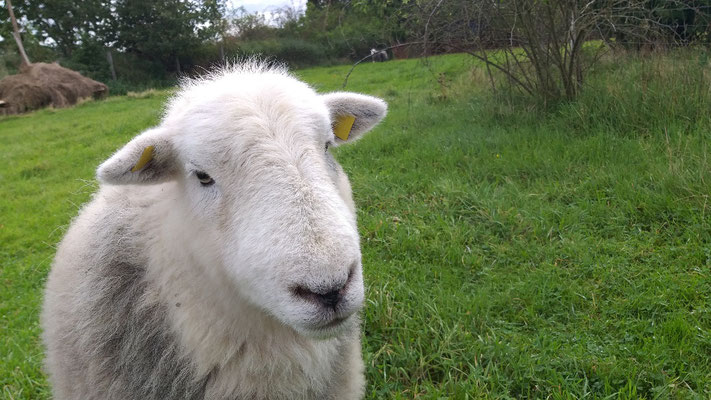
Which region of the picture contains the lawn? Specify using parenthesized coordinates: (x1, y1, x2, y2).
(2, 52, 710, 399)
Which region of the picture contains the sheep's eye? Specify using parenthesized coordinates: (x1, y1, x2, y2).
(195, 171, 215, 186)
(325, 142, 331, 152)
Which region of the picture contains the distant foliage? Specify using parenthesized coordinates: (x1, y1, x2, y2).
(297, 0, 409, 61)
(220, 1, 408, 65)
(3, 0, 710, 94)
(60, 36, 111, 82)
(408, 0, 709, 104)
(110, 0, 224, 72)
(237, 39, 329, 68)
(16, 0, 110, 58)
(0, 0, 223, 88)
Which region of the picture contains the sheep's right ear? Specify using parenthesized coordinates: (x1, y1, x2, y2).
(97, 128, 179, 185)
(322, 92, 387, 144)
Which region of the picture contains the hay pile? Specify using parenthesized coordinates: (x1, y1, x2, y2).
(0, 63, 108, 115)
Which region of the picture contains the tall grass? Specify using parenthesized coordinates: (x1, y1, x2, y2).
(558, 49, 711, 137)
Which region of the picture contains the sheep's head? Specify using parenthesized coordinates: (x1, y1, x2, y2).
(96, 64, 387, 339)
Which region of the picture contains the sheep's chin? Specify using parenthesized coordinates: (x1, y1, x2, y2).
(293, 313, 359, 340)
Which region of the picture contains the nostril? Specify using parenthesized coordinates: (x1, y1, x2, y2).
(292, 285, 315, 300)
(319, 290, 340, 308)
(292, 263, 358, 309)
(293, 281, 348, 309)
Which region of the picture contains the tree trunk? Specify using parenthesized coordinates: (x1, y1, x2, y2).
(6, 0, 31, 71)
(106, 49, 117, 80)
(175, 55, 181, 75)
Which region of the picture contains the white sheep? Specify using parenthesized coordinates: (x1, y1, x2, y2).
(370, 48, 388, 62)
(41, 62, 387, 400)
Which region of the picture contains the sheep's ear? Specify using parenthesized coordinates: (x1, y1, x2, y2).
(97, 127, 179, 185)
(322, 92, 387, 144)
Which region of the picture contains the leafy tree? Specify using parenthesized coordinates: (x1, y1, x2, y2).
(299, 0, 411, 60)
(0, 0, 55, 74)
(14, 0, 111, 57)
(227, 6, 276, 41)
(110, 0, 225, 72)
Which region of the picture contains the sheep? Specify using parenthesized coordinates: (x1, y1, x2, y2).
(41, 62, 387, 400)
(370, 48, 388, 62)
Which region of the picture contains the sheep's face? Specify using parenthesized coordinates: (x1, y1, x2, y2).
(97, 65, 387, 339)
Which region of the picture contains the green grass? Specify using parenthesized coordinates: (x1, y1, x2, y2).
(2, 52, 711, 399)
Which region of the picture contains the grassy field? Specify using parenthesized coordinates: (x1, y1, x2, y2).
(2, 52, 711, 399)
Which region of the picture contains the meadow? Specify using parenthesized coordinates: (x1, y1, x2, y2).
(2, 52, 711, 399)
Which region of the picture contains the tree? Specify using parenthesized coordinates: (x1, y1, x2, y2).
(227, 6, 274, 40)
(17, 0, 111, 57)
(111, 0, 225, 72)
(299, 0, 411, 60)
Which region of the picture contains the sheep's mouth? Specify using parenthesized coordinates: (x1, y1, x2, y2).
(319, 315, 347, 329)
(293, 305, 360, 338)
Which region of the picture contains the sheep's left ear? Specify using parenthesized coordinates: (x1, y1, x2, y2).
(97, 127, 179, 185)
(322, 92, 387, 144)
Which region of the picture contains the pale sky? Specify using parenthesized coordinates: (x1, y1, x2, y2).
(231, 0, 307, 14)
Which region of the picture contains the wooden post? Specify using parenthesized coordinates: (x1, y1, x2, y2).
(6, 0, 31, 71)
(106, 49, 117, 80)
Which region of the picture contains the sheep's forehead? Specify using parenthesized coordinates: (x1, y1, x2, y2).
(166, 69, 327, 124)
(164, 70, 332, 169)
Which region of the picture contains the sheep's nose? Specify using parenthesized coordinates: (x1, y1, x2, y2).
(293, 282, 347, 309)
(318, 289, 341, 308)
(293, 263, 358, 308)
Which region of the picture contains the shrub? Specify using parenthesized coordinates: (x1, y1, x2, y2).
(237, 39, 330, 68)
(59, 37, 111, 83)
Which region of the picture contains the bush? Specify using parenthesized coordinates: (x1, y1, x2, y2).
(237, 39, 330, 68)
(105, 78, 174, 96)
(59, 37, 111, 83)
(110, 51, 169, 84)
(57, 45, 175, 96)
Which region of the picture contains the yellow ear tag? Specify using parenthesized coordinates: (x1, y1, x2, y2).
(333, 115, 356, 141)
(131, 145, 154, 172)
